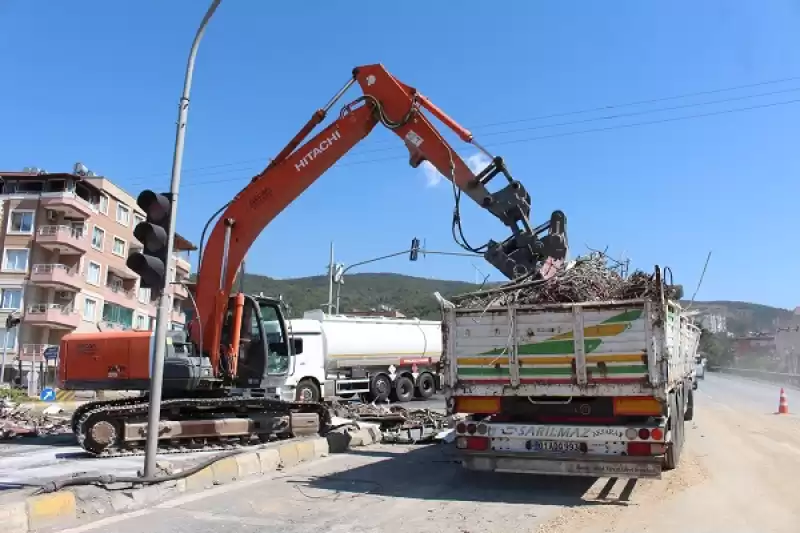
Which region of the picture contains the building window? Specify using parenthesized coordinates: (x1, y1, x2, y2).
(99, 194, 109, 215)
(138, 287, 151, 304)
(112, 236, 127, 257)
(102, 303, 133, 328)
(2, 249, 29, 272)
(86, 261, 102, 285)
(134, 213, 145, 228)
(116, 203, 130, 226)
(0, 327, 18, 350)
(135, 314, 147, 330)
(7, 210, 35, 234)
(92, 226, 105, 251)
(0, 288, 22, 310)
(83, 297, 97, 322)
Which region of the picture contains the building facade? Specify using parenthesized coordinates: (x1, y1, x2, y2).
(0, 168, 194, 375)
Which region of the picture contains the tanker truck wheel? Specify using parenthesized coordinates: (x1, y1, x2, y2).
(370, 374, 392, 403)
(415, 373, 436, 400)
(393, 375, 415, 403)
(295, 379, 321, 403)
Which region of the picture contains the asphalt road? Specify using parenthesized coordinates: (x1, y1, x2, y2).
(45, 374, 800, 533)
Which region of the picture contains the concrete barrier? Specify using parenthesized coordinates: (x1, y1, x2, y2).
(0, 424, 380, 532)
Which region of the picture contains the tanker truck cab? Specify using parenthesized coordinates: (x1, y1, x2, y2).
(266, 310, 443, 404)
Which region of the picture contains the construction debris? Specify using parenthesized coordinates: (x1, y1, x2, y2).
(452, 253, 683, 308)
(0, 396, 72, 440)
(331, 402, 449, 444)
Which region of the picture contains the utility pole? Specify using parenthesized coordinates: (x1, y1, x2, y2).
(142, 0, 222, 479)
(326, 242, 335, 314)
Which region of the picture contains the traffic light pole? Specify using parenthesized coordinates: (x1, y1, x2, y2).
(143, 0, 222, 479)
(333, 248, 481, 314)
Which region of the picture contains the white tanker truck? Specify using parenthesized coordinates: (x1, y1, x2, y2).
(265, 310, 443, 403)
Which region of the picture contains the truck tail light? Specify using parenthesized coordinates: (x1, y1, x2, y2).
(454, 396, 501, 414)
(627, 442, 667, 456)
(626, 442, 651, 456)
(456, 436, 489, 451)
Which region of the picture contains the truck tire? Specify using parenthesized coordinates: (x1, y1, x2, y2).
(295, 379, 321, 403)
(685, 389, 694, 422)
(415, 372, 436, 399)
(663, 391, 685, 471)
(393, 375, 415, 403)
(370, 374, 392, 403)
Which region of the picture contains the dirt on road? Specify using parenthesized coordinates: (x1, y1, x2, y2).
(535, 390, 800, 533)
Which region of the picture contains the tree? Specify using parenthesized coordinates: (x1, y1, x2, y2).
(698, 327, 733, 368)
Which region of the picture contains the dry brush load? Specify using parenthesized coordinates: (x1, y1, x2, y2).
(452, 253, 684, 309)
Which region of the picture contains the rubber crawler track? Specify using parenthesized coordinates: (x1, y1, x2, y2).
(73, 397, 330, 458)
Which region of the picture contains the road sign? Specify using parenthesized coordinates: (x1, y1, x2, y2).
(43, 346, 59, 360)
(40, 387, 56, 402)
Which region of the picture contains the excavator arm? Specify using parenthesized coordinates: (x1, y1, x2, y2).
(193, 63, 568, 373)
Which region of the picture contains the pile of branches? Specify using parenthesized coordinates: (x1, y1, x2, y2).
(453, 254, 683, 308)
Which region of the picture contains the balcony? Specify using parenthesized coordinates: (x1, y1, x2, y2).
(30, 264, 82, 291)
(40, 192, 97, 219)
(172, 282, 189, 299)
(24, 304, 80, 329)
(171, 309, 186, 325)
(19, 344, 56, 364)
(36, 225, 89, 255)
(104, 284, 136, 307)
(174, 254, 191, 275)
(107, 261, 138, 281)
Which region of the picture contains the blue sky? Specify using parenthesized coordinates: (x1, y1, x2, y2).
(2, 1, 799, 309)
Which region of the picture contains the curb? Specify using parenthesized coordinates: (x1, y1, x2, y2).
(0, 425, 380, 533)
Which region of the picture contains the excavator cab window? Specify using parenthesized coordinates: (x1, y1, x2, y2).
(258, 300, 292, 375)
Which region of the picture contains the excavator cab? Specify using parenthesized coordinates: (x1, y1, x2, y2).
(224, 294, 299, 390)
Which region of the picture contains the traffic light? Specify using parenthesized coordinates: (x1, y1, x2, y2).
(5, 313, 20, 330)
(127, 190, 173, 291)
(409, 237, 421, 261)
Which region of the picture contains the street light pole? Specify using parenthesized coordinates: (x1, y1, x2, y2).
(143, 0, 222, 479)
(333, 248, 481, 314)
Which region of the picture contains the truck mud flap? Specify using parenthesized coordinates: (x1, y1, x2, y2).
(461, 453, 662, 479)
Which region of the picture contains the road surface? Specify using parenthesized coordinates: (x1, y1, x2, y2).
(46, 374, 799, 533)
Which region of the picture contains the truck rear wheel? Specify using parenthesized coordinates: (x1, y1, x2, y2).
(295, 379, 321, 403)
(370, 374, 392, 403)
(415, 372, 436, 399)
(663, 391, 685, 471)
(394, 376, 415, 403)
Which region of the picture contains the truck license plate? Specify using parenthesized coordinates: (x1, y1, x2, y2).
(530, 440, 582, 453)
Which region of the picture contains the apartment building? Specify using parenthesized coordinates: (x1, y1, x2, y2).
(0, 166, 194, 373)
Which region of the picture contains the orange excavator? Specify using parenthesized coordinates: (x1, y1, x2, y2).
(57, 64, 568, 456)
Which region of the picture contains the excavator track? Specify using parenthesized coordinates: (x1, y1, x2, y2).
(73, 397, 329, 458)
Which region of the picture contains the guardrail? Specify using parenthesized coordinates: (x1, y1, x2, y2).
(714, 367, 800, 388)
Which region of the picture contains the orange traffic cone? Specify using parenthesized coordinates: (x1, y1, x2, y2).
(777, 388, 789, 415)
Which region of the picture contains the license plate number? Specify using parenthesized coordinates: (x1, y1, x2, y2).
(530, 440, 582, 453)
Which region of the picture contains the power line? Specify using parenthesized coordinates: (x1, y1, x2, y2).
(120, 74, 800, 185)
(174, 96, 800, 191)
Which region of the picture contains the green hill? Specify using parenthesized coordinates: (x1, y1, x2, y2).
(237, 272, 792, 331)
(239, 272, 484, 320)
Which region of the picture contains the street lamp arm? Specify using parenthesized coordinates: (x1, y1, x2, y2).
(182, 0, 222, 103)
(333, 247, 484, 314)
